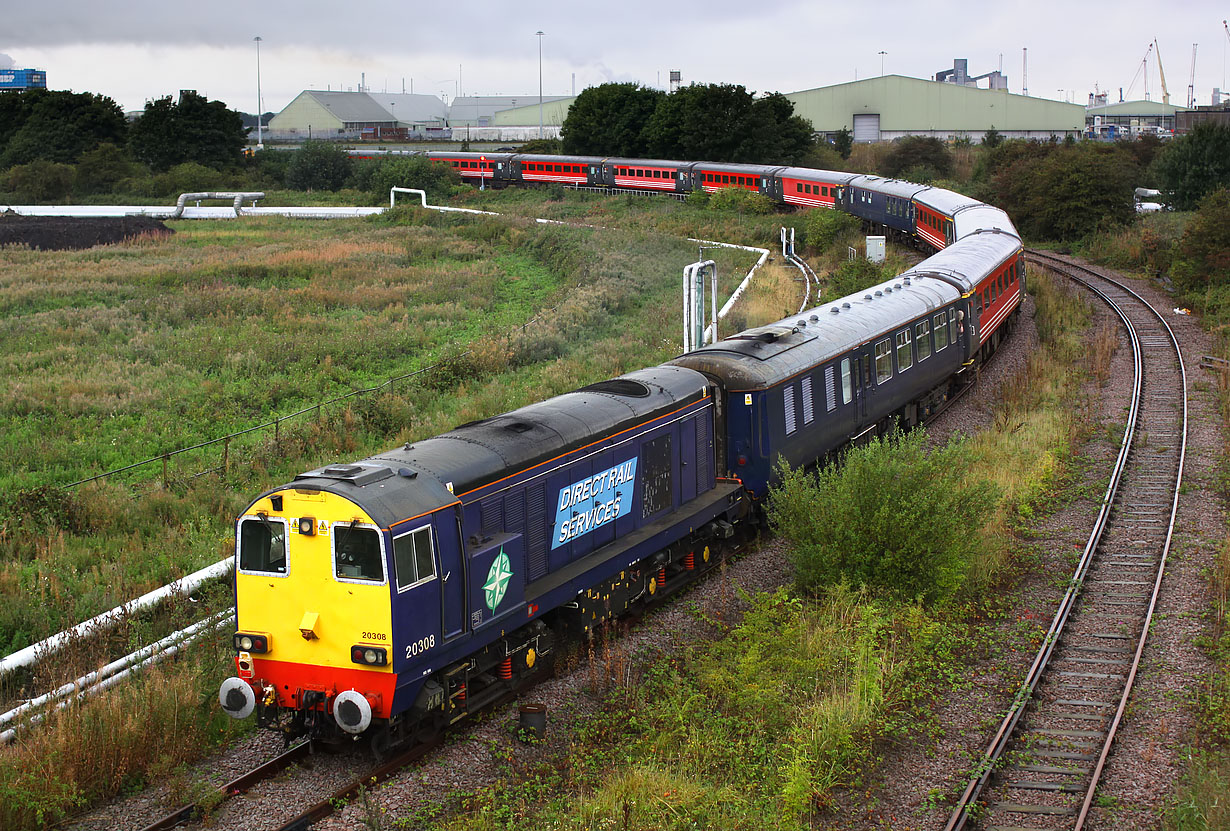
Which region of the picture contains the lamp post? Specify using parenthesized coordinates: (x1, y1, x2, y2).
(879, 51, 887, 76)
(253, 36, 263, 149)
(536, 30, 545, 139)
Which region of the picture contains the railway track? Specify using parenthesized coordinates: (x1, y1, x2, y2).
(945, 251, 1188, 830)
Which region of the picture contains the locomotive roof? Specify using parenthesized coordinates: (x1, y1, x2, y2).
(282, 366, 711, 527)
(669, 272, 960, 390)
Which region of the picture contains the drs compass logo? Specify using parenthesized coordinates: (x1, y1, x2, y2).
(483, 549, 512, 611)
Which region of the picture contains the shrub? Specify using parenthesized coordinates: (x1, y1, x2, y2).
(4, 159, 75, 202)
(73, 144, 137, 195)
(349, 155, 460, 201)
(285, 140, 353, 192)
(1171, 188, 1230, 292)
(769, 429, 999, 605)
(707, 187, 774, 214)
(149, 162, 231, 197)
(882, 136, 954, 180)
(804, 208, 860, 254)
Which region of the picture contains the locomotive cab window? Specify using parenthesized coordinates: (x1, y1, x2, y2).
(393, 526, 436, 591)
(334, 523, 385, 583)
(239, 516, 288, 575)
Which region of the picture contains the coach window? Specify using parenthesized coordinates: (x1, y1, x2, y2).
(796, 183, 803, 193)
(875, 339, 892, 384)
(896, 330, 913, 371)
(334, 523, 385, 583)
(916, 320, 932, 361)
(840, 358, 852, 404)
(975, 293, 983, 314)
(393, 525, 436, 592)
(239, 516, 288, 575)
(933, 312, 948, 350)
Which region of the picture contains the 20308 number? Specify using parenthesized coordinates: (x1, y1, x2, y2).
(406, 634, 435, 658)
(361, 631, 387, 641)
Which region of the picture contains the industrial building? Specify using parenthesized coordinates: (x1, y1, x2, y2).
(268, 91, 448, 140)
(1176, 101, 1230, 132)
(785, 75, 1084, 143)
(266, 90, 572, 140)
(0, 68, 47, 92)
(1084, 100, 1184, 138)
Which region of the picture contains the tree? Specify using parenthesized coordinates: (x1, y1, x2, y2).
(982, 126, 1002, 148)
(560, 83, 664, 156)
(1170, 188, 1230, 291)
(832, 127, 853, 160)
(74, 143, 137, 194)
(991, 142, 1137, 240)
(642, 84, 813, 164)
(4, 159, 75, 202)
(881, 136, 953, 179)
(285, 140, 353, 191)
(0, 89, 127, 168)
(1155, 122, 1230, 209)
(129, 91, 246, 172)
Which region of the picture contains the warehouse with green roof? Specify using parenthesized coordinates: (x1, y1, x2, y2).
(785, 75, 1085, 143)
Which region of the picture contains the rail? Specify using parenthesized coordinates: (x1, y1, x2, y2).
(944, 251, 1187, 829)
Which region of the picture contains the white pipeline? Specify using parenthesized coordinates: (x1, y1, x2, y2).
(0, 557, 233, 676)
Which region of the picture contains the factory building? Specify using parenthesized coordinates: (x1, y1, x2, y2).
(1084, 100, 1183, 138)
(267, 91, 448, 140)
(785, 75, 1084, 143)
(0, 68, 47, 92)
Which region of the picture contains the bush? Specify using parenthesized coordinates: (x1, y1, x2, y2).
(706, 187, 774, 214)
(1171, 188, 1230, 292)
(73, 143, 137, 195)
(804, 208, 860, 254)
(149, 162, 231, 198)
(349, 155, 460, 201)
(882, 136, 953, 180)
(4, 159, 75, 202)
(285, 140, 353, 192)
(1156, 122, 1230, 209)
(769, 429, 999, 606)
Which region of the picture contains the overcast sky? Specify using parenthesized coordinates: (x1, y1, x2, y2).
(3, 1, 1228, 114)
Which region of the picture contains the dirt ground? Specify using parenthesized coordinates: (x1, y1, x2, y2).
(0, 214, 172, 250)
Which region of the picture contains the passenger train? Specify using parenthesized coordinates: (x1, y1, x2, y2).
(219, 152, 1025, 749)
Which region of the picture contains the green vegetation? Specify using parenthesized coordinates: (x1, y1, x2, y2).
(561, 82, 815, 165)
(881, 136, 954, 183)
(0, 186, 804, 830)
(127, 91, 247, 172)
(771, 432, 999, 605)
(399, 267, 1099, 831)
(1156, 123, 1230, 209)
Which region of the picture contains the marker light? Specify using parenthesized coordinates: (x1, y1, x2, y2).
(233, 632, 269, 653)
(298, 516, 316, 536)
(351, 645, 387, 666)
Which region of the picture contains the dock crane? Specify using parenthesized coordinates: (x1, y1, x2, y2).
(1154, 38, 1171, 105)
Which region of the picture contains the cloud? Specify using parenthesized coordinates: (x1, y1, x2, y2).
(0, 53, 14, 70)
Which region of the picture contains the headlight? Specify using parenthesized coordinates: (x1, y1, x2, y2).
(351, 645, 387, 666)
(233, 632, 269, 653)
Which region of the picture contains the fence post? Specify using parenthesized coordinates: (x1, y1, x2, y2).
(275, 417, 280, 443)
(223, 437, 229, 476)
(162, 454, 169, 489)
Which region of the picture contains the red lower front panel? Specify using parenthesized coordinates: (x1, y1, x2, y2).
(243, 657, 398, 718)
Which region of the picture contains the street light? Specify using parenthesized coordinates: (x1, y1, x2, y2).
(879, 51, 887, 76)
(253, 36, 263, 149)
(536, 30, 545, 139)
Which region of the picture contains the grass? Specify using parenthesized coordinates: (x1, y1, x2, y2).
(0, 185, 800, 829)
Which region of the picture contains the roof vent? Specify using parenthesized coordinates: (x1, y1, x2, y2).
(797, 320, 807, 327)
(884, 287, 892, 294)
(875, 290, 884, 297)
(581, 379, 651, 398)
(398, 468, 417, 479)
(903, 277, 912, 286)
(842, 302, 851, 309)
(864, 294, 873, 301)
(504, 421, 534, 433)
(829, 307, 840, 314)
(894, 283, 902, 289)
(809, 314, 819, 322)
(323, 465, 364, 477)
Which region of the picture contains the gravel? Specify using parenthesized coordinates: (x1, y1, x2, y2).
(63, 256, 1225, 831)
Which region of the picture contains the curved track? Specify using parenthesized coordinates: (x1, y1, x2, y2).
(945, 252, 1188, 830)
